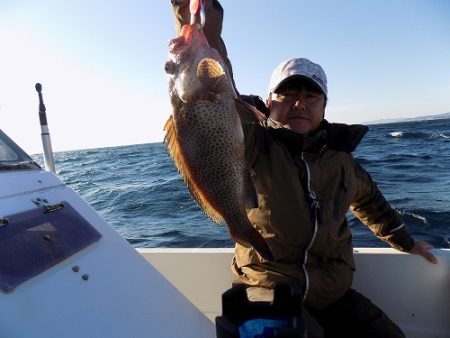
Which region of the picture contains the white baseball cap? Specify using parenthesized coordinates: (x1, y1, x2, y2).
(268, 58, 328, 96)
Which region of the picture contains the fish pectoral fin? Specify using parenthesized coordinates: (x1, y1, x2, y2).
(164, 115, 224, 224)
(235, 98, 268, 125)
(197, 58, 229, 94)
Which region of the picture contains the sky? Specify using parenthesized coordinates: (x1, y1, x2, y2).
(1, 0, 449, 154)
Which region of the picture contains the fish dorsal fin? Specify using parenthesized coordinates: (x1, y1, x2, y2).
(164, 115, 224, 224)
(197, 58, 229, 94)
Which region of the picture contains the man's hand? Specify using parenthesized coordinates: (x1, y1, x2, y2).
(170, 0, 187, 6)
(409, 239, 438, 264)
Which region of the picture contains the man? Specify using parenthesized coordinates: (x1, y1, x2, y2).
(170, 1, 437, 337)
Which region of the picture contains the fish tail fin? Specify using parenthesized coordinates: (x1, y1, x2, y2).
(244, 164, 258, 209)
(247, 229, 274, 261)
(231, 225, 274, 261)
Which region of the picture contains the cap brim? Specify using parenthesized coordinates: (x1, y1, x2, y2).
(272, 75, 325, 95)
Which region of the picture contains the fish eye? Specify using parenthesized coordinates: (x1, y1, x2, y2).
(164, 60, 178, 75)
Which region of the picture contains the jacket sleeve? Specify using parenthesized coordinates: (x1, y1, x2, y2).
(350, 161, 415, 252)
(170, 0, 238, 94)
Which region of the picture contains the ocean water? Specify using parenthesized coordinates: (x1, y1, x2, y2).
(33, 118, 450, 249)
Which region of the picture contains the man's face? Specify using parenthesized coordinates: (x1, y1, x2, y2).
(267, 79, 326, 134)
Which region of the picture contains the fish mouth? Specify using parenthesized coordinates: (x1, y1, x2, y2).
(169, 25, 198, 54)
(169, 24, 197, 53)
(169, 35, 187, 54)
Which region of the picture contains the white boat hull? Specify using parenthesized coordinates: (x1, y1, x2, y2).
(139, 247, 450, 338)
(0, 171, 214, 338)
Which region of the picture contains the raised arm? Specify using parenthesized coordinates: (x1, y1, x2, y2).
(170, 0, 238, 94)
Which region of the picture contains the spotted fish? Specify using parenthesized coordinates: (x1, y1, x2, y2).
(164, 24, 273, 261)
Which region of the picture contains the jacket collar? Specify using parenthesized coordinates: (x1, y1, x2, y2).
(265, 119, 368, 155)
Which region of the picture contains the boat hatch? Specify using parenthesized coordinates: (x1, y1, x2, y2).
(0, 201, 102, 293)
(0, 129, 41, 171)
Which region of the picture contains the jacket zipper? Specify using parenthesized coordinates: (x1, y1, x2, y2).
(300, 152, 320, 303)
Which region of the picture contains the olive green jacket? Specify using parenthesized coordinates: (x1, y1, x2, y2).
(170, 0, 415, 309)
(233, 120, 414, 309)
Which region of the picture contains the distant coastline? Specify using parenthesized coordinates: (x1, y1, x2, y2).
(365, 112, 450, 125)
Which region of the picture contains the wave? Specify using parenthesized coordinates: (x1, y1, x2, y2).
(395, 209, 450, 248)
(388, 131, 449, 139)
(389, 131, 404, 138)
(349, 208, 450, 248)
(430, 133, 449, 139)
